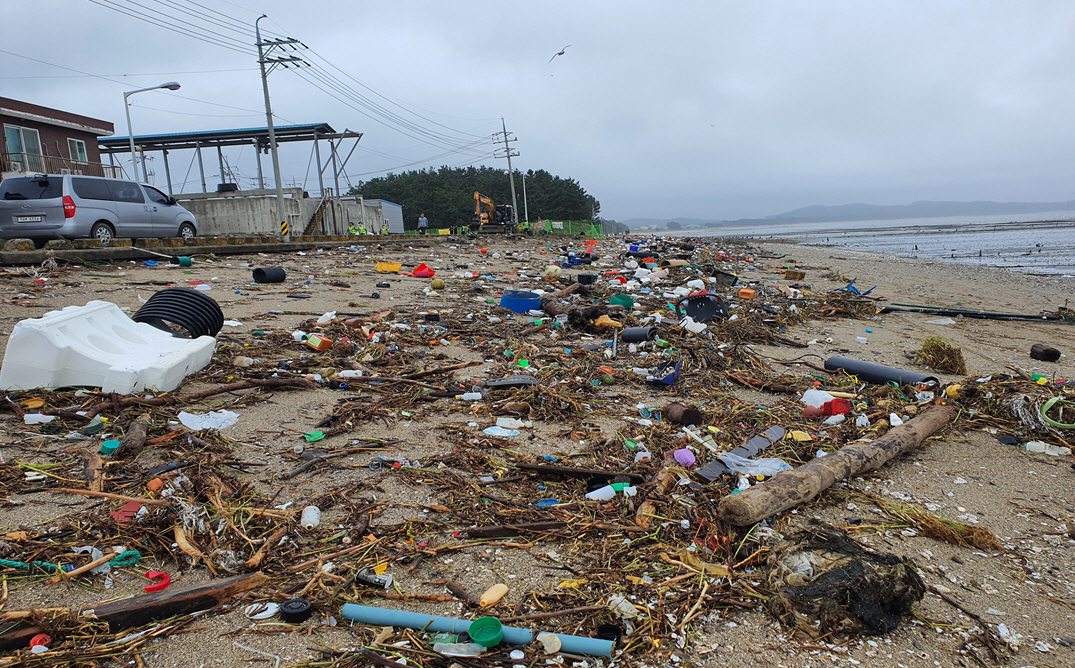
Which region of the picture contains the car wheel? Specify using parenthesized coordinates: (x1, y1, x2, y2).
(178, 223, 196, 240)
(91, 222, 114, 245)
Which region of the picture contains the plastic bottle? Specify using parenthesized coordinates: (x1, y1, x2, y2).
(431, 643, 483, 657)
(292, 330, 308, 341)
(316, 311, 337, 324)
(461, 392, 483, 401)
(585, 484, 616, 501)
(300, 506, 321, 530)
(479, 583, 509, 606)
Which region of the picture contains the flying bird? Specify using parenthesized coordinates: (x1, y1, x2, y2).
(548, 45, 571, 63)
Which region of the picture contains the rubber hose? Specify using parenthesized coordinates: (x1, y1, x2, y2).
(133, 287, 224, 339)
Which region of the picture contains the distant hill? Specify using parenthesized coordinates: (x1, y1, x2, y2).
(621, 199, 1075, 230)
(620, 217, 724, 229)
(769, 199, 1075, 222)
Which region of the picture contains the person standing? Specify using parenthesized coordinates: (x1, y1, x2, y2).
(418, 213, 428, 235)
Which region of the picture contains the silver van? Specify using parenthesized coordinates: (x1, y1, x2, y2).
(0, 174, 198, 245)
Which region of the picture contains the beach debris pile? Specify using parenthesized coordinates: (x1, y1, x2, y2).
(0, 232, 1071, 667)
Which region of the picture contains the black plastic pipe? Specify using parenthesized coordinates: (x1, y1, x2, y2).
(621, 327, 656, 343)
(253, 267, 286, 283)
(133, 287, 225, 339)
(825, 356, 938, 385)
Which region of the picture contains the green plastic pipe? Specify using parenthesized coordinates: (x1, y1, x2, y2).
(340, 603, 613, 657)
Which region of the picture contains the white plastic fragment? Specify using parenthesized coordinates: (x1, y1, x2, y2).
(178, 410, 239, 430)
(537, 632, 562, 653)
(0, 301, 216, 394)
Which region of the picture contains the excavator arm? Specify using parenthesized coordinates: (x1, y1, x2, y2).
(473, 191, 495, 218)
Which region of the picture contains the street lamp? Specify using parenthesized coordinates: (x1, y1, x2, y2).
(124, 81, 181, 182)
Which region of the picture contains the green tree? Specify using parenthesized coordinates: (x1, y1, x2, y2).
(348, 166, 599, 229)
(666, 221, 682, 230)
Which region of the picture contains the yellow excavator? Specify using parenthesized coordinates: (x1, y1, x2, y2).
(470, 191, 517, 233)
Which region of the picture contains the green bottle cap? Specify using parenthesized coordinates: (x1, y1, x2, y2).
(100, 440, 121, 455)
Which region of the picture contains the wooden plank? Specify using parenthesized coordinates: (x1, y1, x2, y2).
(0, 572, 268, 650)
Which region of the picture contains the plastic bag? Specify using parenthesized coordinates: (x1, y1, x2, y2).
(719, 452, 792, 477)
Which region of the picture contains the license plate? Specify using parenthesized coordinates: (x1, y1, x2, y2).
(16, 216, 43, 223)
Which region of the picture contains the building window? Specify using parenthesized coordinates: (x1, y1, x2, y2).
(68, 138, 88, 162)
(4, 125, 44, 172)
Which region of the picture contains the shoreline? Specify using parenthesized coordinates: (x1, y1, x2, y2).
(1, 235, 1072, 667)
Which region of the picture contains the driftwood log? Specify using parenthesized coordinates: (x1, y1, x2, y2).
(539, 282, 624, 325)
(115, 413, 151, 459)
(718, 404, 956, 526)
(0, 572, 268, 650)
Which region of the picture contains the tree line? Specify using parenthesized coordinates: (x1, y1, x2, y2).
(348, 166, 600, 228)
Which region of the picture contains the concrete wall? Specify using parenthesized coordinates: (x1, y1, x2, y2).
(360, 198, 404, 233)
(174, 188, 310, 236)
(173, 188, 391, 237)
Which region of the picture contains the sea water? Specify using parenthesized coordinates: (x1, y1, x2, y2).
(699, 211, 1075, 277)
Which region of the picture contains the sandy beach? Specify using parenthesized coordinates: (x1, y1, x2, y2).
(1, 234, 1073, 668)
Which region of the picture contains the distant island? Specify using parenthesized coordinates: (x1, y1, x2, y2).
(621, 198, 1075, 231)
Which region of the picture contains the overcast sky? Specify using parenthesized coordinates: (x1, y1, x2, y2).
(5, 1, 1075, 221)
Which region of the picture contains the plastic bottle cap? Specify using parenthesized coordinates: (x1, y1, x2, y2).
(100, 440, 120, 455)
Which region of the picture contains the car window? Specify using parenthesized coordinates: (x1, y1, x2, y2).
(72, 178, 113, 201)
(144, 186, 170, 205)
(0, 177, 62, 200)
(106, 180, 145, 204)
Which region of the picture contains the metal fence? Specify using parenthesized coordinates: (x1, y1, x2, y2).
(1, 152, 124, 178)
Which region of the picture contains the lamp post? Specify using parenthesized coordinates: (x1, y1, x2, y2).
(124, 81, 181, 182)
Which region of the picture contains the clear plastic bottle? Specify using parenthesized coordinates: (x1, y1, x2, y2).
(432, 642, 483, 657)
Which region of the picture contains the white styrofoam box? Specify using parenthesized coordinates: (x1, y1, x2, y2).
(0, 300, 216, 393)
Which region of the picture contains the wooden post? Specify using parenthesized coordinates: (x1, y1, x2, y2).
(718, 404, 956, 526)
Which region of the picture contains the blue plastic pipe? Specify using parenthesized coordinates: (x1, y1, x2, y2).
(340, 603, 614, 657)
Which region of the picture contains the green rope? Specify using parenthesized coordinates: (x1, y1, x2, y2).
(0, 558, 58, 572)
(109, 550, 141, 567)
(0, 550, 139, 573)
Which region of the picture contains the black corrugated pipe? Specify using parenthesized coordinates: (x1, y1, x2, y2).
(133, 287, 224, 339)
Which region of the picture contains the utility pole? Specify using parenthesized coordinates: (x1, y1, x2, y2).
(496, 118, 520, 227)
(256, 15, 303, 241)
(520, 169, 529, 224)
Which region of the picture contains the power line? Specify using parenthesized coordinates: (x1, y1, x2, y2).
(90, 0, 500, 152)
(87, 0, 253, 54)
(0, 68, 256, 79)
(0, 48, 294, 123)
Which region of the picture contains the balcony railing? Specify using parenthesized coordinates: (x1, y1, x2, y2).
(1, 152, 124, 179)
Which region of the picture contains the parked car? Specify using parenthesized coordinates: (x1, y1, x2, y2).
(0, 174, 198, 245)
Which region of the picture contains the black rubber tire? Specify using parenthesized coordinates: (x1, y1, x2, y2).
(132, 287, 224, 338)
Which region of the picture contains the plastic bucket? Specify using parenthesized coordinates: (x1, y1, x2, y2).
(500, 290, 541, 313)
(609, 294, 634, 308)
(252, 267, 286, 283)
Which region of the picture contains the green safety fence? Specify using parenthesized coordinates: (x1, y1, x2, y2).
(537, 220, 604, 238)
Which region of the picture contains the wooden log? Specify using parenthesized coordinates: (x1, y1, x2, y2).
(465, 521, 568, 538)
(84, 451, 105, 493)
(116, 413, 151, 459)
(636, 456, 679, 529)
(717, 404, 956, 526)
(514, 463, 644, 483)
(0, 572, 268, 650)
